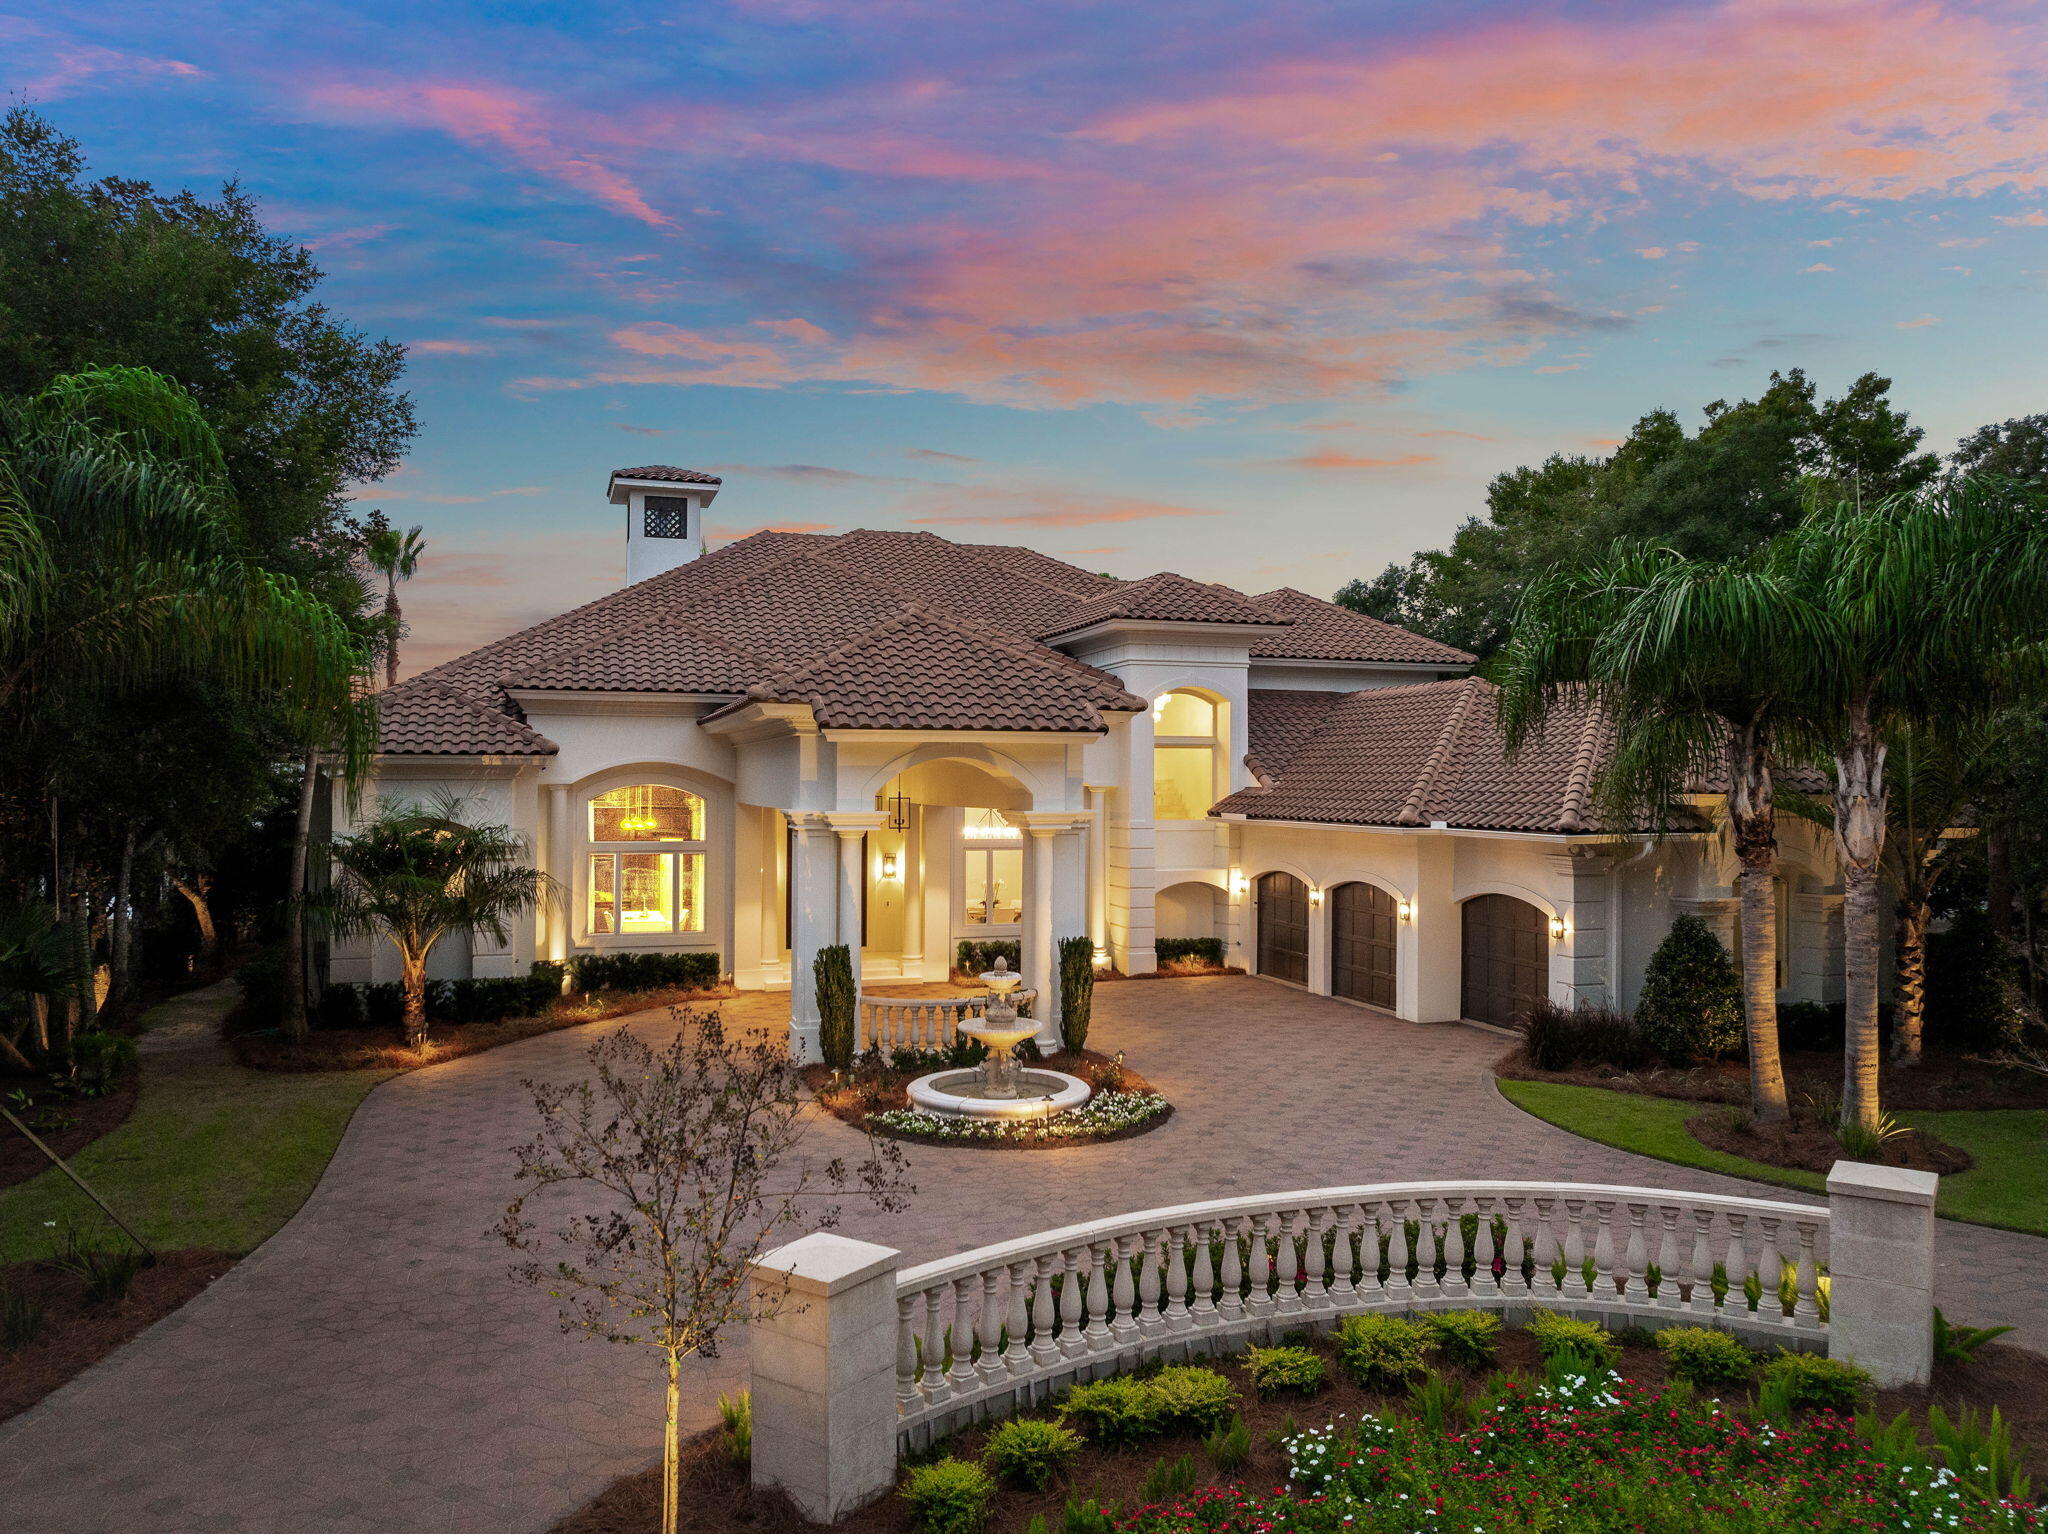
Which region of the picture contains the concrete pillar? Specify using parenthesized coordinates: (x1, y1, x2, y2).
(787, 815, 839, 1063)
(544, 783, 573, 967)
(901, 804, 926, 980)
(1024, 828, 1056, 1047)
(1413, 836, 1460, 1022)
(1085, 787, 1110, 964)
(1549, 848, 1613, 1009)
(1825, 1161, 1938, 1387)
(748, 1232, 902, 1522)
(837, 828, 866, 987)
(1306, 885, 1331, 997)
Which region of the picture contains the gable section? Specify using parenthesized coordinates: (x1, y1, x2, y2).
(511, 614, 759, 693)
(1244, 689, 1349, 783)
(376, 679, 558, 756)
(820, 529, 1086, 634)
(1248, 588, 1474, 666)
(1040, 570, 1289, 637)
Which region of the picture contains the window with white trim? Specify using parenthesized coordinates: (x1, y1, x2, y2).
(1152, 690, 1222, 820)
(586, 784, 707, 935)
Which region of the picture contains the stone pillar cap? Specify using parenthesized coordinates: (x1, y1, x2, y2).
(1826, 1160, 1938, 1205)
(750, 1232, 901, 1295)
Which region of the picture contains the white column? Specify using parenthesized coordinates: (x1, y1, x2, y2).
(544, 783, 573, 967)
(1025, 828, 1055, 1044)
(1549, 848, 1613, 1009)
(1085, 787, 1110, 963)
(1306, 885, 1331, 996)
(901, 804, 926, 980)
(826, 811, 887, 996)
(748, 1233, 902, 1521)
(1826, 1161, 1938, 1386)
(787, 815, 838, 1063)
(1412, 835, 1459, 1022)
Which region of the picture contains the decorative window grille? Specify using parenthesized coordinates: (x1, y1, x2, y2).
(642, 495, 691, 539)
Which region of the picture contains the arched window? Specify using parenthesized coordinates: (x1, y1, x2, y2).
(1152, 690, 1222, 820)
(586, 784, 707, 935)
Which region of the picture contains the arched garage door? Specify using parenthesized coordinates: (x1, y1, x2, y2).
(1330, 882, 1397, 1010)
(1255, 872, 1309, 985)
(1461, 894, 1547, 1027)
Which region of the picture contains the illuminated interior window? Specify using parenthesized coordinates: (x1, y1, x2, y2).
(1152, 690, 1222, 820)
(589, 783, 703, 842)
(587, 852, 704, 934)
(963, 847, 1023, 927)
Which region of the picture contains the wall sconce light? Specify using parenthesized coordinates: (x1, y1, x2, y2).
(881, 854, 900, 879)
(1229, 872, 1248, 897)
(1549, 915, 1567, 941)
(1397, 900, 1414, 923)
(1308, 886, 1323, 907)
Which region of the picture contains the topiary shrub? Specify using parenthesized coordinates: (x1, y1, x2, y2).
(1759, 1350, 1872, 1411)
(1526, 1309, 1621, 1366)
(814, 942, 856, 1068)
(1244, 1343, 1325, 1398)
(1058, 934, 1095, 1053)
(1422, 1309, 1503, 1369)
(982, 1418, 1081, 1490)
(901, 1459, 994, 1534)
(1655, 1326, 1755, 1387)
(1148, 1365, 1238, 1434)
(1058, 1376, 1164, 1447)
(1635, 915, 1744, 1062)
(1333, 1314, 1433, 1389)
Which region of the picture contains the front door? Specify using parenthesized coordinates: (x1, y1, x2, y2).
(1255, 871, 1309, 985)
(1461, 893, 1547, 1027)
(1330, 882, 1397, 1010)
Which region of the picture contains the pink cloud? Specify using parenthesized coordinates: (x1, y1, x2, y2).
(411, 339, 491, 355)
(1270, 450, 1439, 470)
(1996, 209, 2048, 226)
(1895, 313, 1940, 328)
(901, 484, 1223, 528)
(0, 19, 203, 98)
(1533, 363, 1582, 374)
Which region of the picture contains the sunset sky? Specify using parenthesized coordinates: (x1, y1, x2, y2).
(9, 0, 2048, 671)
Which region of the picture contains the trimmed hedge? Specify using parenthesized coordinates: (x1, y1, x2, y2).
(957, 938, 1021, 974)
(567, 950, 721, 994)
(313, 952, 713, 1029)
(1155, 937, 1226, 968)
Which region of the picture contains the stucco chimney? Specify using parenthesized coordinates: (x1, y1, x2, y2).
(608, 466, 724, 585)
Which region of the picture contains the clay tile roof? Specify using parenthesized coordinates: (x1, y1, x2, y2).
(610, 465, 722, 485)
(1243, 690, 1350, 783)
(1039, 571, 1291, 638)
(375, 679, 558, 756)
(724, 602, 1144, 731)
(511, 615, 759, 693)
(1247, 588, 1475, 666)
(1217, 678, 1629, 834)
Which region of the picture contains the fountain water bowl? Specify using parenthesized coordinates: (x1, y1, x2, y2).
(906, 957, 1092, 1121)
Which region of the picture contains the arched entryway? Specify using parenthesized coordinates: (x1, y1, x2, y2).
(1461, 893, 1547, 1027)
(1255, 871, 1309, 985)
(1330, 882, 1397, 1010)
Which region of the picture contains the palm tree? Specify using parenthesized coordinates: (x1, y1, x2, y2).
(1770, 480, 2048, 1128)
(319, 797, 552, 1049)
(1498, 543, 1825, 1124)
(363, 521, 425, 688)
(0, 900, 77, 1070)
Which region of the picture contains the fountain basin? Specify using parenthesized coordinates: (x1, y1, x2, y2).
(906, 1068, 1092, 1121)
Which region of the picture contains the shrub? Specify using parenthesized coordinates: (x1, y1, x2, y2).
(1422, 1309, 1503, 1368)
(1149, 1365, 1238, 1434)
(1203, 1413, 1252, 1472)
(1526, 1309, 1621, 1366)
(50, 1228, 148, 1305)
(1933, 1308, 2015, 1364)
(1058, 934, 1095, 1053)
(1244, 1343, 1325, 1398)
(982, 1418, 1081, 1490)
(1635, 915, 1744, 1062)
(1059, 1376, 1165, 1446)
(814, 943, 856, 1068)
(566, 950, 720, 994)
(957, 939, 1022, 974)
(1333, 1313, 1433, 1389)
(1056, 1496, 1119, 1534)
(902, 1459, 994, 1534)
(717, 1389, 751, 1465)
(233, 945, 287, 1023)
(68, 1032, 136, 1096)
(1138, 1453, 1199, 1504)
(2, 1284, 44, 1350)
(1777, 999, 1844, 1052)
(1154, 937, 1225, 969)
(1521, 999, 1653, 1071)
(1927, 908, 2030, 1052)
(1760, 1350, 1872, 1412)
(1656, 1326, 1755, 1387)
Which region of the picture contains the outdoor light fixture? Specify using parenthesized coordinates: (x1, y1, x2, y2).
(884, 791, 912, 832)
(1230, 872, 1248, 896)
(1397, 900, 1414, 923)
(881, 853, 900, 879)
(1308, 886, 1323, 906)
(1549, 915, 1567, 940)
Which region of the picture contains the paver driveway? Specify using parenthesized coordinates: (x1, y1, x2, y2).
(3, 976, 2041, 1534)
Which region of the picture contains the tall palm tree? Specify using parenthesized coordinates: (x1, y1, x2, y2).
(363, 522, 425, 688)
(1770, 480, 2048, 1127)
(1499, 543, 1826, 1124)
(319, 797, 552, 1049)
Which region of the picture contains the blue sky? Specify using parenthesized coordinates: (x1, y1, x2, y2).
(7, 0, 2046, 669)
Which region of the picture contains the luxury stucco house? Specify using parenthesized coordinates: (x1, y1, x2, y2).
(329, 465, 1847, 1058)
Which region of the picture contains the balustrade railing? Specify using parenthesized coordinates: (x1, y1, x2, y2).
(890, 1179, 1828, 1441)
(857, 990, 1036, 1053)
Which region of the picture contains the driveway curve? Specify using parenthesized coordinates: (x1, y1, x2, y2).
(3, 975, 2041, 1534)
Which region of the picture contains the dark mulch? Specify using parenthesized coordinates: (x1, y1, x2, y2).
(1499, 1045, 2048, 1113)
(1690, 1106, 1976, 1176)
(0, 1248, 237, 1424)
(229, 986, 735, 1074)
(0, 1072, 141, 1192)
(552, 1328, 2048, 1534)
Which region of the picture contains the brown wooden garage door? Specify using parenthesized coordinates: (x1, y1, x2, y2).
(1330, 882, 1397, 1009)
(1255, 871, 1310, 985)
(1461, 893, 1546, 1027)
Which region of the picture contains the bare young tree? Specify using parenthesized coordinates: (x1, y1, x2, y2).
(498, 1011, 913, 1534)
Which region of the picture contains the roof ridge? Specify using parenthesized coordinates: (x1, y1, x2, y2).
(821, 529, 1096, 617)
(1395, 676, 1484, 827)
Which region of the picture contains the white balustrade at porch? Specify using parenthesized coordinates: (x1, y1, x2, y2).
(744, 1164, 1939, 1523)
(856, 990, 1037, 1053)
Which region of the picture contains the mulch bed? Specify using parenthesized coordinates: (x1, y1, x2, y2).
(229, 986, 736, 1073)
(0, 1072, 141, 1193)
(1, 1248, 237, 1424)
(551, 1328, 2048, 1534)
(804, 1050, 1173, 1148)
(1499, 1045, 2048, 1113)
(1689, 1106, 1976, 1176)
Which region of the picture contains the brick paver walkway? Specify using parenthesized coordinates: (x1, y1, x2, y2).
(2, 976, 2040, 1533)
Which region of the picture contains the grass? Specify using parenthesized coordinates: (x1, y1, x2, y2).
(0, 986, 393, 1261)
(1497, 1078, 2048, 1237)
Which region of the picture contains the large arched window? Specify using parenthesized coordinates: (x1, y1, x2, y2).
(1152, 690, 1222, 820)
(586, 784, 707, 935)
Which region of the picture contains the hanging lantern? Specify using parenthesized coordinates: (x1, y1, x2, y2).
(885, 791, 912, 832)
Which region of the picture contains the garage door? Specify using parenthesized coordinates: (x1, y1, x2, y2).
(1255, 871, 1309, 985)
(1461, 893, 1547, 1027)
(1330, 882, 1397, 1010)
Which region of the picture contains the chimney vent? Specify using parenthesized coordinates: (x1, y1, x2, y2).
(608, 467, 723, 585)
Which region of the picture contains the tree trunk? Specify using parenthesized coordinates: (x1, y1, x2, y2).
(28, 994, 50, 1055)
(173, 876, 219, 977)
(282, 745, 321, 1043)
(401, 954, 429, 1050)
(1892, 893, 1931, 1066)
(1835, 695, 1888, 1133)
(385, 583, 401, 689)
(108, 829, 136, 1012)
(1987, 830, 2013, 943)
(663, 1350, 682, 1534)
(1729, 723, 1789, 1124)
(72, 890, 98, 1035)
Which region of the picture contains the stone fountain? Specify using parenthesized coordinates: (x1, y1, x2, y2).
(904, 958, 1092, 1122)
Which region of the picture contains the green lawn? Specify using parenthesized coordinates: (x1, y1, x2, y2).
(1496, 1077, 2048, 1238)
(0, 986, 393, 1261)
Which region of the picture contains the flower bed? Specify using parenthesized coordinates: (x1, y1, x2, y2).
(868, 1089, 1172, 1146)
(808, 1047, 1173, 1148)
